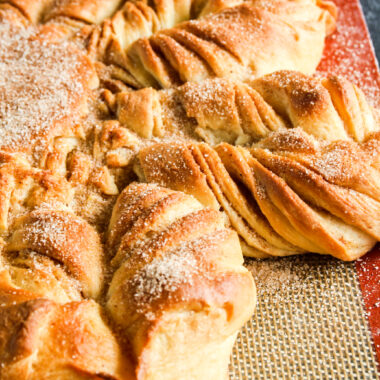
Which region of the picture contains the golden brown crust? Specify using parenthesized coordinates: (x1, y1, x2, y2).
(110, 72, 379, 147)
(0, 298, 53, 370)
(116, 88, 163, 139)
(113, 191, 203, 266)
(107, 183, 256, 379)
(33, 300, 134, 380)
(113, 207, 225, 270)
(0, 0, 54, 23)
(194, 143, 302, 255)
(87, 0, 242, 64)
(250, 71, 379, 142)
(218, 144, 325, 254)
(132, 69, 380, 260)
(0, 228, 132, 380)
(94, 0, 336, 89)
(0, 291, 134, 379)
(0, 157, 75, 232)
(4, 254, 83, 304)
(137, 142, 219, 208)
(137, 129, 379, 260)
(107, 182, 174, 252)
(0, 19, 98, 164)
(0, 2, 29, 26)
(46, 0, 123, 24)
(251, 143, 380, 239)
(0, 0, 378, 377)
(7, 209, 104, 298)
(1, 0, 123, 29)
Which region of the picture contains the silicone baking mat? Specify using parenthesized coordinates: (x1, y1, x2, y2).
(229, 0, 380, 378)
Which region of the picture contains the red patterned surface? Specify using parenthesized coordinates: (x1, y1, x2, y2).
(318, 0, 380, 367)
(318, 0, 380, 108)
(356, 248, 380, 369)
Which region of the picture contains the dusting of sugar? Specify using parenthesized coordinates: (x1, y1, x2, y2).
(240, 254, 379, 378)
(317, 0, 380, 107)
(356, 251, 380, 353)
(180, 79, 234, 121)
(130, 242, 198, 307)
(310, 143, 355, 182)
(256, 127, 318, 153)
(129, 231, 224, 317)
(0, 21, 85, 157)
(139, 143, 198, 186)
(20, 211, 85, 257)
(246, 256, 313, 299)
(245, 254, 354, 303)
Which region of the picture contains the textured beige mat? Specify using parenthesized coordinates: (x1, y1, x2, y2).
(229, 256, 379, 379)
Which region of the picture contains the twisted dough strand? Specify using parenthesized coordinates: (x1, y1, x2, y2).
(109, 71, 378, 143)
(136, 127, 380, 261)
(0, 0, 123, 24)
(0, 180, 255, 378)
(106, 182, 256, 379)
(88, 0, 241, 61)
(94, 0, 336, 89)
(0, 204, 137, 379)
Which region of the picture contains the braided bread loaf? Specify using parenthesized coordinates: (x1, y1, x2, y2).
(0, 208, 133, 379)
(136, 132, 380, 261)
(92, 0, 336, 89)
(0, 0, 235, 25)
(105, 70, 378, 142)
(135, 71, 380, 261)
(0, 0, 378, 378)
(0, 182, 255, 379)
(107, 183, 255, 379)
(87, 0, 241, 58)
(0, 0, 123, 27)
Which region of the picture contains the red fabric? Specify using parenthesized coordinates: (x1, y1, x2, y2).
(317, 0, 380, 368)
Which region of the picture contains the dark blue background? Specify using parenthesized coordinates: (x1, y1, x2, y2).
(361, 0, 380, 61)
